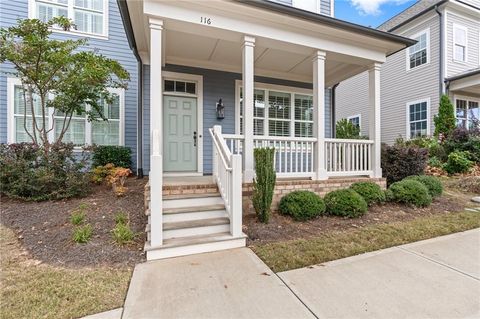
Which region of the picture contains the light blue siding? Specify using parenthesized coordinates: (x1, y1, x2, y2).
(142, 64, 332, 174)
(0, 0, 138, 169)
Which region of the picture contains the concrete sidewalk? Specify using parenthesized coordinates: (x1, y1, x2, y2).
(121, 229, 480, 319)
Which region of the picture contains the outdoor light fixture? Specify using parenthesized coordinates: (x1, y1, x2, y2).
(216, 98, 225, 119)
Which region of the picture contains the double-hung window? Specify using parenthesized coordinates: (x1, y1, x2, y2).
(12, 85, 46, 143)
(30, 0, 107, 37)
(294, 94, 314, 137)
(347, 115, 361, 132)
(456, 98, 479, 129)
(268, 91, 291, 137)
(407, 99, 429, 138)
(407, 30, 429, 70)
(453, 24, 467, 62)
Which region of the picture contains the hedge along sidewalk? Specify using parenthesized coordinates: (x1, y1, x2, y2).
(251, 211, 480, 272)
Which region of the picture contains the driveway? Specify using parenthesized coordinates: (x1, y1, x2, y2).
(121, 229, 480, 319)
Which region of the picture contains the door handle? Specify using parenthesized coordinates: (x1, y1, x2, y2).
(193, 131, 197, 147)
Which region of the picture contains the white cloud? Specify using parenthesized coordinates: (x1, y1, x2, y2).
(350, 0, 411, 16)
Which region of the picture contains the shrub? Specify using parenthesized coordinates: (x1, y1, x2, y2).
(350, 182, 386, 206)
(381, 143, 428, 185)
(388, 180, 432, 207)
(107, 167, 132, 196)
(112, 223, 134, 245)
(324, 189, 367, 218)
(428, 156, 443, 168)
(444, 128, 480, 164)
(0, 143, 90, 201)
(114, 212, 128, 225)
(72, 224, 93, 244)
(279, 191, 326, 221)
(335, 119, 361, 139)
(91, 145, 132, 168)
(70, 211, 86, 225)
(252, 148, 276, 223)
(443, 151, 473, 174)
(434, 94, 456, 138)
(404, 175, 443, 198)
(91, 163, 115, 184)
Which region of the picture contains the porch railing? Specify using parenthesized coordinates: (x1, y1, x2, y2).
(325, 138, 374, 177)
(209, 126, 242, 237)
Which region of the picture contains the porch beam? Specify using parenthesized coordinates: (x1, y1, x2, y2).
(313, 50, 328, 180)
(242, 35, 255, 182)
(149, 18, 164, 249)
(368, 62, 382, 178)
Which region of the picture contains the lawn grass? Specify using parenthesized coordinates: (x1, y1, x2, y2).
(0, 226, 132, 319)
(252, 211, 480, 272)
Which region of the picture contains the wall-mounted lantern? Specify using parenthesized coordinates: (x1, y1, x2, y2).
(216, 98, 225, 120)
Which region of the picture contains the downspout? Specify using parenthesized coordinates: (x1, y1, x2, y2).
(435, 5, 445, 96)
(331, 83, 339, 138)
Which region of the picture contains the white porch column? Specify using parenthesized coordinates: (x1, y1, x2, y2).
(242, 35, 255, 182)
(368, 62, 382, 178)
(149, 18, 164, 249)
(313, 50, 327, 180)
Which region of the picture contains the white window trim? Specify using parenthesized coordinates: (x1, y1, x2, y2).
(235, 80, 313, 137)
(406, 28, 430, 72)
(452, 23, 468, 64)
(454, 94, 480, 128)
(7, 77, 124, 146)
(347, 114, 362, 134)
(405, 97, 431, 139)
(28, 0, 109, 39)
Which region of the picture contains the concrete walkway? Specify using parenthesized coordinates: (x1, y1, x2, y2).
(121, 229, 480, 319)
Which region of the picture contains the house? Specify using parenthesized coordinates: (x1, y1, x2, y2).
(0, 0, 416, 260)
(335, 0, 480, 144)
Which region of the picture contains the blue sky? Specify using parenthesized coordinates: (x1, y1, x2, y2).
(334, 0, 417, 28)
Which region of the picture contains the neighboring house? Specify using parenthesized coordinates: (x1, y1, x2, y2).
(336, 0, 480, 144)
(0, 0, 139, 170)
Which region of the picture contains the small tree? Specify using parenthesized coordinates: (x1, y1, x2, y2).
(335, 119, 361, 139)
(0, 18, 129, 157)
(252, 148, 276, 223)
(434, 94, 456, 138)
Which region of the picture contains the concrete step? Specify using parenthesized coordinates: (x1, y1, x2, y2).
(163, 217, 230, 239)
(163, 204, 225, 215)
(163, 192, 221, 200)
(163, 196, 224, 209)
(164, 208, 228, 223)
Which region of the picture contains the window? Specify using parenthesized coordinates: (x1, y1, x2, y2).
(407, 30, 429, 70)
(456, 98, 479, 129)
(268, 91, 291, 137)
(30, 0, 108, 37)
(407, 99, 429, 138)
(294, 94, 313, 137)
(7, 78, 123, 146)
(347, 114, 361, 132)
(164, 80, 196, 95)
(453, 25, 467, 62)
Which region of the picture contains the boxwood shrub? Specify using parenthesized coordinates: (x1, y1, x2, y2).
(350, 182, 386, 206)
(404, 175, 443, 198)
(324, 189, 367, 218)
(387, 179, 432, 207)
(279, 190, 325, 221)
(91, 145, 132, 168)
(443, 151, 473, 174)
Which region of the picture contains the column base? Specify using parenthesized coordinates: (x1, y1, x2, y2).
(315, 169, 328, 181)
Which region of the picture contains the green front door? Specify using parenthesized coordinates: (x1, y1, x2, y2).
(163, 96, 197, 172)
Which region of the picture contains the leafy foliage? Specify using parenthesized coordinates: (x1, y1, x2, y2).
(279, 191, 326, 221)
(91, 163, 116, 184)
(0, 143, 90, 201)
(91, 146, 132, 168)
(443, 151, 473, 174)
(252, 148, 276, 223)
(72, 224, 93, 244)
(443, 128, 480, 164)
(335, 119, 361, 139)
(350, 182, 386, 206)
(387, 179, 432, 207)
(434, 95, 456, 137)
(404, 175, 443, 198)
(324, 189, 368, 218)
(112, 223, 134, 245)
(381, 143, 428, 185)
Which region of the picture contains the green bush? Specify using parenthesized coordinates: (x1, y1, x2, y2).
(324, 189, 367, 218)
(112, 223, 134, 245)
(0, 143, 90, 201)
(114, 212, 128, 225)
(72, 224, 93, 244)
(252, 148, 276, 223)
(387, 179, 432, 207)
(404, 175, 443, 198)
(443, 128, 480, 164)
(443, 151, 473, 174)
(70, 211, 86, 225)
(350, 182, 386, 206)
(335, 119, 361, 139)
(279, 191, 326, 221)
(91, 145, 132, 168)
(434, 94, 456, 138)
(428, 156, 443, 168)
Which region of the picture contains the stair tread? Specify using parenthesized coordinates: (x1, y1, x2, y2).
(164, 204, 225, 214)
(163, 193, 221, 200)
(145, 232, 247, 250)
(163, 217, 229, 230)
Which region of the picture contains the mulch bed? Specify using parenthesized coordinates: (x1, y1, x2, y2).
(0, 177, 147, 268)
(244, 195, 466, 245)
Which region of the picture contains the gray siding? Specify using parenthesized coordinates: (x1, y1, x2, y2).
(0, 0, 138, 168)
(142, 64, 332, 174)
(445, 9, 480, 78)
(268, 0, 332, 16)
(336, 13, 441, 144)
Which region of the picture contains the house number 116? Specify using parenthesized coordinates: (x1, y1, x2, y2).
(200, 17, 211, 25)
